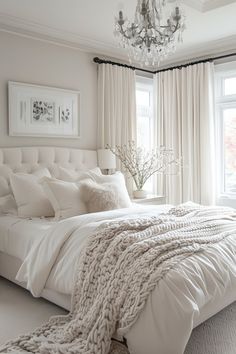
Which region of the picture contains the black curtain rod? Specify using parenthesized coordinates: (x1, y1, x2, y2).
(93, 57, 153, 74)
(154, 52, 236, 74)
(94, 52, 236, 75)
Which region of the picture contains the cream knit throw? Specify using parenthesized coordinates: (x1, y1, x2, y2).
(1, 205, 236, 354)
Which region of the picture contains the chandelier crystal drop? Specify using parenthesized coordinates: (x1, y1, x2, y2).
(114, 0, 186, 67)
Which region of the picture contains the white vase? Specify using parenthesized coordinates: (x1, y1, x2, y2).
(133, 189, 148, 199)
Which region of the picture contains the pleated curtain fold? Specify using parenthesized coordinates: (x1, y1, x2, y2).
(97, 63, 137, 193)
(154, 62, 215, 205)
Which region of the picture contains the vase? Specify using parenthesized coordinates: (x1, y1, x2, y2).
(133, 189, 148, 199)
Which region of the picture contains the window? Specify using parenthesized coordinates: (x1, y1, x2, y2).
(215, 63, 236, 207)
(136, 76, 154, 192)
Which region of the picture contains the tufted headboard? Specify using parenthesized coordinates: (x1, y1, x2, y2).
(0, 146, 98, 181)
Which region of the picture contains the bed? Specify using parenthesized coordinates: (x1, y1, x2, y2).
(0, 146, 235, 354)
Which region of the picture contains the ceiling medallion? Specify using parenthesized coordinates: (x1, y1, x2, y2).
(114, 0, 186, 67)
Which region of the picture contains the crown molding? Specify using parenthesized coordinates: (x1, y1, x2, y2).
(0, 12, 235, 70)
(0, 12, 122, 57)
(157, 35, 236, 68)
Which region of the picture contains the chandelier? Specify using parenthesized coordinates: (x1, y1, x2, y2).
(114, 0, 185, 67)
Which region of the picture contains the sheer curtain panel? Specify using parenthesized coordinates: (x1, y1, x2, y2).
(154, 62, 215, 205)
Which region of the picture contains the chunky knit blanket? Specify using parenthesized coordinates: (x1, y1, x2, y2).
(1, 205, 236, 354)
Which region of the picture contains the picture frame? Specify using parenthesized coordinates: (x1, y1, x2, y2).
(8, 81, 80, 138)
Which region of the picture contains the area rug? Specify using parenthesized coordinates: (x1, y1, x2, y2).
(111, 301, 236, 354)
(184, 301, 236, 354)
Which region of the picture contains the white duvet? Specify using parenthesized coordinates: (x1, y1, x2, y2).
(10, 205, 236, 354)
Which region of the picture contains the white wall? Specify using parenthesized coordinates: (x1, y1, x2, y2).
(0, 31, 97, 149)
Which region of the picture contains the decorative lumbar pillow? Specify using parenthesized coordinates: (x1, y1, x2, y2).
(59, 166, 102, 182)
(10, 170, 54, 218)
(41, 177, 87, 219)
(80, 177, 131, 213)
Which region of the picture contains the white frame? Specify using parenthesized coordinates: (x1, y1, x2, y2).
(136, 75, 154, 193)
(215, 63, 236, 208)
(8, 81, 80, 138)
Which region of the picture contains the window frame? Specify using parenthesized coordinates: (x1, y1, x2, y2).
(215, 63, 236, 208)
(135, 75, 154, 193)
(135, 75, 154, 149)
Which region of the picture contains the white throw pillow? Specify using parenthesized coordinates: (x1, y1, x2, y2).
(41, 177, 87, 219)
(10, 169, 54, 218)
(80, 176, 131, 213)
(87, 171, 131, 205)
(59, 166, 102, 182)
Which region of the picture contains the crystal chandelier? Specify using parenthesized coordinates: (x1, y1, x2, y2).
(114, 0, 185, 67)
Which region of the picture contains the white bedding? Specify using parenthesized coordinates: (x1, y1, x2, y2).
(0, 215, 56, 260)
(0, 204, 236, 354)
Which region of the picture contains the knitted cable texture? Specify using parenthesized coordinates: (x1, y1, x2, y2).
(1, 205, 236, 354)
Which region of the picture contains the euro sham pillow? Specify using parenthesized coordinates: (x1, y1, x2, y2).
(58, 166, 102, 182)
(10, 168, 54, 218)
(41, 177, 87, 219)
(80, 174, 131, 213)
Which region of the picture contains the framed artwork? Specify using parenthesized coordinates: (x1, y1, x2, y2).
(8, 81, 80, 138)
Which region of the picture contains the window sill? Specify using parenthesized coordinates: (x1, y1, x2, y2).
(216, 195, 236, 209)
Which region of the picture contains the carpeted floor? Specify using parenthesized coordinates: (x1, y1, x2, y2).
(0, 276, 235, 353)
(184, 301, 236, 354)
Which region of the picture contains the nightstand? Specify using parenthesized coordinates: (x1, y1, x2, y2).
(131, 195, 166, 205)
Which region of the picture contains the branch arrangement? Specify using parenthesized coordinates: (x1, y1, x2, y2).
(108, 141, 182, 190)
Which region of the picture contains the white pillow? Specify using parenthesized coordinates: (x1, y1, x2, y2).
(10, 170, 54, 218)
(59, 166, 102, 182)
(87, 171, 131, 205)
(32, 167, 51, 178)
(41, 177, 87, 219)
(0, 176, 10, 197)
(80, 176, 131, 213)
(0, 194, 17, 215)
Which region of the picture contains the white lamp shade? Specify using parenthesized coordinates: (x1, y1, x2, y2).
(97, 149, 116, 170)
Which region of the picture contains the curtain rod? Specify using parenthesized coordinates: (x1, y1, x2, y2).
(154, 52, 236, 74)
(93, 57, 153, 74)
(94, 52, 236, 75)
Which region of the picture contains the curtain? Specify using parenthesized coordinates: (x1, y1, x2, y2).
(97, 63, 137, 193)
(154, 62, 215, 205)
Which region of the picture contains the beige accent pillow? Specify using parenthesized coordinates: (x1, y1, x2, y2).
(41, 177, 87, 219)
(10, 169, 54, 218)
(80, 177, 131, 213)
(59, 166, 102, 182)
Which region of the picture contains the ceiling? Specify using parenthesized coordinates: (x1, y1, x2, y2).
(0, 0, 236, 67)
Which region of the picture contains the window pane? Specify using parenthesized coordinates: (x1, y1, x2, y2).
(137, 115, 151, 149)
(224, 108, 236, 193)
(136, 90, 150, 106)
(224, 77, 236, 96)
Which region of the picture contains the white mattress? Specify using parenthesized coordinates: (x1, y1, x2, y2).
(0, 215, 56, 261)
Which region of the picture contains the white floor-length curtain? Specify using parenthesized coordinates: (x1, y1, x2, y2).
(154, 62, 215, 205)
(97, 63, 137, 193)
